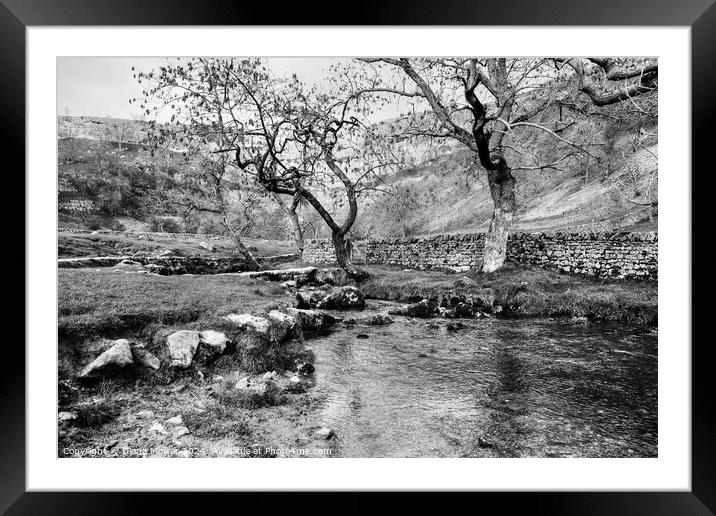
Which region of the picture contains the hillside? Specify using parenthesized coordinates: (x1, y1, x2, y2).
(57, 109, 657, 239)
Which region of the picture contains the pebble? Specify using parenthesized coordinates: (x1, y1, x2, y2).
(173, 426, 190, 438)
(315, 427, 335, 440)
(166, 415, 183, 426)
(149, 422, 168, 435)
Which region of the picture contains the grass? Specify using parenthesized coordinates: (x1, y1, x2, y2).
(58, 231, 298, 259)
(58, 268, 292, 343)
(336, 261, 657, 326)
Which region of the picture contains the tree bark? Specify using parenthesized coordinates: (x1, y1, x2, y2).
(332, 232, 367, 281)
(287, 200, 304, 253)
(273, 193, 304, 253)
(482, 167, 516, 273)
(220, 208, 262, 271)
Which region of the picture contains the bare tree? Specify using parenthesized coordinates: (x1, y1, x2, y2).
(355, 57, 657, 272)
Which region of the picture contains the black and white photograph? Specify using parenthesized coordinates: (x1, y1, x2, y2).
(56, 56, 659, 459)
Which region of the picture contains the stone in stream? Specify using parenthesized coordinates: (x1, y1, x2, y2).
(388, 299, 433, 318)
(315, 286, 366, 310)
(167, 330, 200, 369)
(295, 290, 327, 309)
(364, 314, 394, 325)
(198, 330, 229, 354)
(78, 339, 134, 379)
(285, 308, 337, 331)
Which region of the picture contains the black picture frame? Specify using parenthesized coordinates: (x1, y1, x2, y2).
(5, 0, 710, 513)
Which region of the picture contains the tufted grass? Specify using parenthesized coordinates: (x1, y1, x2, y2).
(58, 268, 292, 344)
(338, 261, 657, 326)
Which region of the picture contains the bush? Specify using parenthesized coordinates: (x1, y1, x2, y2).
(110, 219, 126, 231)
(84, 215, 105, 231)
(149, 216, 183, 233)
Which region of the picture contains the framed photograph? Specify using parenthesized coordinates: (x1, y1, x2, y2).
(7, 0, 711, 512)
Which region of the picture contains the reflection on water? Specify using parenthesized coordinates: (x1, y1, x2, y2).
(310, 303, 657, 458)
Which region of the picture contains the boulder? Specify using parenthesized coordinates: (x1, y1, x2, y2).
(364, 314, 394, 325)
(295, 290, 327, 309)
(167, 330, 200, 369)
(285, 308, 337, 331)
(78, 339, 134, 379)
(198, 330, 229, 354)
(267, 310, 298, 341)
(131, 345, 161, 370)
(388, 299, 433, 318)
(223, 314, 271, 335)
(315, 286, 366, 310)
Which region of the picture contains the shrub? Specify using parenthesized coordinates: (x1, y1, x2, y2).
(110, 219, 126, 231)
(84, 215, 105, 231)
(149, 216, 183, 233)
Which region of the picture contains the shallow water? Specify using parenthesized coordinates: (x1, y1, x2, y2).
(309, 302, 657, 458)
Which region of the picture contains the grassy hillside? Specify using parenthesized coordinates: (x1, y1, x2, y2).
(354, 100, 658, 238)
(58, 108, 657, 240)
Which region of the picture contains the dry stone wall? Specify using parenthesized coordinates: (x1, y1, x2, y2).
(303, 232, 658, 280)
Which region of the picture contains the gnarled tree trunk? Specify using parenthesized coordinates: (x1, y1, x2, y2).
(332, 232, 367, 281)
(482, 168, 516, 273)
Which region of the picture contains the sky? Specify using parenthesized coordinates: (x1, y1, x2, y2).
(57, 57, 408, 122)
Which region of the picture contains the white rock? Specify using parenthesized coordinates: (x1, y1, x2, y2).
(166, 415, 183, 426)
(234, 377, 250, 390)
(167, 330, 200, 368)
(315, 427, 335, 440)
(79, 340, 134, 378)
(234, 377, 267, 395)
(223, 314, 271, 335)
(136, 410, 155, 420)
(263, 371, 277, 380)
(289, 376, 301, 384)
(198, 330, 229, 353)
(58, 411, 77, 421)
(267, 310, 297, 341)
(149, 422, 168, 435)
(199, 241, 214, 251)
(173, 426, 190, 438)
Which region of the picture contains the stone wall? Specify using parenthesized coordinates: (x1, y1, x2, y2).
(58, 198, 100, 214)
(303, 231, 658, 280)
(302, 239, 338, 264)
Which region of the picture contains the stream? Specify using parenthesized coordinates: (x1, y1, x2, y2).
(307, 301, 657, 458)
